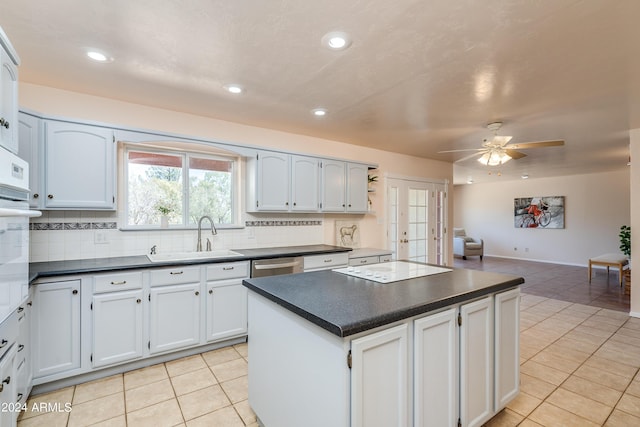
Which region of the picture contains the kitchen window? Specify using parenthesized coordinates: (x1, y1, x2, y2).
(124, 146, 237, 228)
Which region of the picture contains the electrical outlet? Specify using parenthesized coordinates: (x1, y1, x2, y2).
(94, 231, 109, 244)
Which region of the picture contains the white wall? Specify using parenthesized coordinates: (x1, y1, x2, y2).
(630, 129, 640, 316)
(453, 169, 630, 266)
(20, 83, 453, 262)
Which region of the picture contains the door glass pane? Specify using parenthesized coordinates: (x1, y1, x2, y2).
(388, 185, 399, 258)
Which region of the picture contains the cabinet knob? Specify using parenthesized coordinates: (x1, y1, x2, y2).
(209, 289, 213, 294)
(72, 289, 78, 295)
(33, 193, 39, 199)
(293, 202, 297, 206)
(0, 339, 7, 348)
(18, 344, 24, 352)
(48, 194, 54, 199)
(136, 298, 141, 304)
(285, 202, 289, 206)
(195, 291, 200, 296)
(348, 204, 352, 207)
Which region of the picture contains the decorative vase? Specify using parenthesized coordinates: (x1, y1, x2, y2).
(160, 215, 169, 228)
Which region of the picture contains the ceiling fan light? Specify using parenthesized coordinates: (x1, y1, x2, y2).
(477, 149, 512, 166)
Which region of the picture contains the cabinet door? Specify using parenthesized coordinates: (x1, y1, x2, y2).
(460, 296, 493, 427)
(494, 288, 520, 411)
(0, 345, 17, 427)
(0, 49, 18, 154)
(414, 308, 458, 427)
(346, 163, 369, 212)
(320, 160, 346, 212)
(44, 121, 115, 209)
(32, 280, 81, 379)
(290, 155, 319, 211)
(18, 112, 43, 208)
(206, 280, 247, 342)
(256, 151, 289, 211)
(149, 283, 201, 354)
(16, 297, 32, 404)
(351, 323, 409, 427)
(92, 290, 144, 368)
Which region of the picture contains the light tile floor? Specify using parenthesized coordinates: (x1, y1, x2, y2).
(17, 343, 256, 427)
(18, 258, 638, 427)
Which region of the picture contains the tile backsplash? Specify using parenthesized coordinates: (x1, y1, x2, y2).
(29, 211, 325, 262)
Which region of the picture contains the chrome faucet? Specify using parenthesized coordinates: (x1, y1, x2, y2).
(197, 216, 217, 251)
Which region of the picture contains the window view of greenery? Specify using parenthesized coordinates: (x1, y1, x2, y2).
(127, 148, 234, 227)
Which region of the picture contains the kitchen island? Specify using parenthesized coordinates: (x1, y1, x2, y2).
(242, 262, 524, 427)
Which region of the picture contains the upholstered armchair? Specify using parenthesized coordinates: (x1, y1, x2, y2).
(453, 228, 483, 260)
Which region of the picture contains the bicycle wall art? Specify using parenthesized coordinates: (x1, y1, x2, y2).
(514, 196, 565, 229)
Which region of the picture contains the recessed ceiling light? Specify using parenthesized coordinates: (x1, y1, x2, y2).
(224, 84, 244, 94)
(321, 31, 352, 51)
(86, 50, 113, 62)
(312, 108, 327, 117)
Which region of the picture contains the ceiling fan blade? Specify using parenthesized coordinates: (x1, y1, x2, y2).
(508, 140, 564, 150)
(455, 151, 486, 163)
(504, 149, 527, 159)
(492, 135, 512, 146)
(438, 148, 486, 154)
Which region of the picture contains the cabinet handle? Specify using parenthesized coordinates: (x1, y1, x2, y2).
(27, 302, 32, 307)
(72, 289, 78, 295)
(222, 266, 234, 271)
(209, 289, 213, 294)
(17, 393, 23, 401)
(17, 306, 24, 313)
(48, 194, 54, 199)
(136, 299, 141, 304)
(170, 271, 184, 275)
(195, 291, 200, 296)
(0, 339, 7, 348)
(2, 376, 10, 385)
(324, 259, 332, 263)
(360, 260, 367, 264)
(0, 118, 8, 129)
(110, 280, 127, 285)
(33, 193, 39, 199)
(18, 344, 24, 352)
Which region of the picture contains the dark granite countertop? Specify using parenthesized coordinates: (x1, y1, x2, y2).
(242, 267, 524, 338)
(29, 244, 351, 282)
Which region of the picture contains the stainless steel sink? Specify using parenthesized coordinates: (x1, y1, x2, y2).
(146, 249, 242, 263)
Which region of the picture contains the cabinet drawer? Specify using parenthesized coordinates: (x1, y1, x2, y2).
(0, 311, 18, 360)
(94, 271, 143, 293)
(150, 266, 200, 286)
(206, 262, 249, 281)
(349, 256, 381, 266)
(304, 252, 349, 270)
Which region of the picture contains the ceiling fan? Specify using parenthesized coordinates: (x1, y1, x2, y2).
(439, 122, 564, 166)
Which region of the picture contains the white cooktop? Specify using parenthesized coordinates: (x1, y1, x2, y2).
(332, 261, 452, 283)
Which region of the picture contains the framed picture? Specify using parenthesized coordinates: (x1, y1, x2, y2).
(514, 196, 565, 229)
(335, 220, 361, 248)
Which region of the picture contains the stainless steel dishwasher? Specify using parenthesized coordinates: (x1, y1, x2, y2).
(250, 256, 304, 278)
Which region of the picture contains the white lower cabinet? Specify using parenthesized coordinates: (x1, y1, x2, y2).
(92, 290, 144, 367)
(32, 280, 81, 380)
(460, 296, 494, 427)
(15, 296, 33, 405)
(149, 283, 201, 354)
(0, 345, 17, 427)
(414, 307, 458, 427)
(206, 281, 247, 342)
(494, 288, 520, 411)
(350, 323, 409, 427)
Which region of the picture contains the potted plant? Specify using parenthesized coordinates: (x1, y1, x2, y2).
(157, 204, 171, 228)
(620, 225, 631, 294)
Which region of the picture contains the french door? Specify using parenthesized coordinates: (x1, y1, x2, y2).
(387, 177, 448, 265)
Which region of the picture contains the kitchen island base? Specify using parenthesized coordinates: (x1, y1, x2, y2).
(247, 286, 520, 427)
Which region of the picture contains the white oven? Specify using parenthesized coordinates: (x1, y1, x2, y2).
(0, 147, 40, 323)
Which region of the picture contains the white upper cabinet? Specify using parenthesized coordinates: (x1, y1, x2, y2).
(320, 160, 346, 212)
(290, 155, 319, 211)
(18, 112, 43, 208)
(247, 151, 320, 212)
(321, 160, 370, 213)
(44, 121, 116, 209)
(0, 34, 18, 154)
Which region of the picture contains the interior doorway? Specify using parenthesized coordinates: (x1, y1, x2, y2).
(387, 177, 448, 265)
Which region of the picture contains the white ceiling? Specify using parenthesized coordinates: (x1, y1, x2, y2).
(2, 0, 638, 184)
